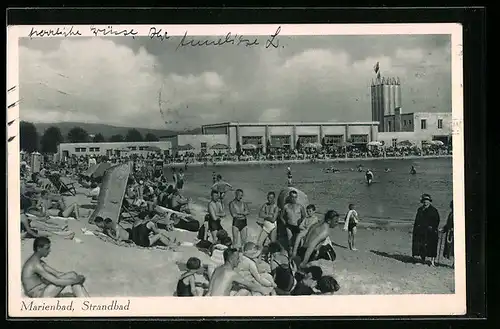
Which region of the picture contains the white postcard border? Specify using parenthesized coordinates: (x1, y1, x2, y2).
(7, 23, 466, 317)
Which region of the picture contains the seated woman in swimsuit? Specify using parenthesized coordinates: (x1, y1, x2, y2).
(236, 242, 276, 295)
(130, 211, 174, 248)
(176, 257, 205, 297)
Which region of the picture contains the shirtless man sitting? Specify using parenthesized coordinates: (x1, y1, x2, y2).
(298, 210, 340, 268)
(22, 237, 89, 298)
(280, 190, 306, 254)
(206, 248, 271, 296)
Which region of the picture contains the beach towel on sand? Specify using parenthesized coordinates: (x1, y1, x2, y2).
(93, 231, 179, 251)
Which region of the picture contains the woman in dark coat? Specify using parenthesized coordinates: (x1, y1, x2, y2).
(441, 201, 454, 263)
(412, 194, 440, 266)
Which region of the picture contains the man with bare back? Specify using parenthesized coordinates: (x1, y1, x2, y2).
(22, 237, 89, 298)
(206, 248, 270, 296)
(280, 190, 306, 254)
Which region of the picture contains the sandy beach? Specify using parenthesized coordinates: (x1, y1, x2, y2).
(20, 175, 454, 297)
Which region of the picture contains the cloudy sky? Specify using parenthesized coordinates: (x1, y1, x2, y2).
(19, 34, 451, 130)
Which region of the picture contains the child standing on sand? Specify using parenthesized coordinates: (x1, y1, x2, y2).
(343, 203, 359, 251)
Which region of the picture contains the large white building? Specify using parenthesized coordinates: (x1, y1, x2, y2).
(378, 111, 452, 147)
(57, 141, 172, 159)
(201, 121, 380, 153)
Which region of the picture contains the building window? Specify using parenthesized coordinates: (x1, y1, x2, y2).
(128, 146, 137, 151)
(392, 138, 398, 147)
(270, 135, 291, 148)
(324, 135, 343, 145)
(74, 148, 80, 153)
(201, 142, 207, 153)
(403, 120, 407, 126)
(242, 136, 263, 147)
(94, 147, 100, 152)
(409, 120, 412, 125)
(139, 146, 147, 151)
(388, 121, 392, 131)
(420, 119, 427, 130)
(350, 134, 369, 144)
(438, 119, 443, 129)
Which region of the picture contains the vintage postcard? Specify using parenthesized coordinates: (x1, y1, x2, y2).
(7, 22, 465, 317)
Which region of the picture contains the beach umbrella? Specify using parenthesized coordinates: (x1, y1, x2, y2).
(277, 187, 309, 209)
(397, 140, 414, 147)
(367, 141, 383, 147)
(430, 140, 444, 146)
(210, 143, 229, 150)
(304, 142, 322, 148)
(92, 162, 112, 178)
(178, 144, 194, 151)
(241, 144, 257, 150)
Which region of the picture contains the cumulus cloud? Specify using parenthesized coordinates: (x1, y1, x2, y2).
(19, 35, 451, 130)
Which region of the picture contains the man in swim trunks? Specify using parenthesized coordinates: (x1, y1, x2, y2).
(205, 248, 270, 296)
(298, 210, 340, 268)
(343, 203, 360, 251)
(280, 190, 306, 254)
(292, 204, 319, 257)
(21, 237, 89, 298)
(205, 190, 226, 242)
(365, 169, 374, 185)
(229, 189, 250, 249)
(257, 191, 279, 246)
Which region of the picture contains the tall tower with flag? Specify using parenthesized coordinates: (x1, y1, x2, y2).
(370, 62, 402, 132)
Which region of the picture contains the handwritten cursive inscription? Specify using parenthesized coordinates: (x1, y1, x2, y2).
(28, 26, 82, 39)
(148, 27, 171, 41)
(176, 32, 260, 51)
(265, 26, 281, 49)
(90, 25, 138, 38)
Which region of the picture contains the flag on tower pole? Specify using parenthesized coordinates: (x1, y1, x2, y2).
(374, 62, 380, 74)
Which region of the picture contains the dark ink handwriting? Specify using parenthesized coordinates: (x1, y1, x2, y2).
(265, 26, 281, 49)
(28, 26, 82, 39)
(176, 32, 259, 50)
(89, 25, 138, 38)
(148, 27, 170, 41)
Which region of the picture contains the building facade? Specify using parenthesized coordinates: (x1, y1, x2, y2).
(371, 76, 402, 132)
(202, 122, 379, 153)
(378, 112, 452, 147)
(160, 134, 229, 155)
(57, 141, 172, 159)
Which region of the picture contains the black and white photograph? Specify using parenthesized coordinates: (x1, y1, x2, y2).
(7, 23, 465, 317)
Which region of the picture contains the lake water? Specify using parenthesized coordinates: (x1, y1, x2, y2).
(182, 157, 453, 224)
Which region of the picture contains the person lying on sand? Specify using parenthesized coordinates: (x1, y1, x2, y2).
(237, 242, 277, 294)
(205, 248, 271, 296)
(291, 266, 323, 295)
(129, 211, 174, 248)
(29, 190, 81, 220)
(297, 210, 339, 268)
(292, 204, 319, 257)
(22, 237, 89, 298)
(176, 257, 205, 297)
(21, 198, 75, 240)
(94, 217, 132, 242)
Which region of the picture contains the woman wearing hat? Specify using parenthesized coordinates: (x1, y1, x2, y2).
(237, 242, 277, 294)
(412, 194, 441, 266)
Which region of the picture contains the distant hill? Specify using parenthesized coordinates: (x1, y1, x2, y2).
(32, 122, 202, 140)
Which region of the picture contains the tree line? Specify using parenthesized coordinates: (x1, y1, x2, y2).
(20, 121, 160, 153)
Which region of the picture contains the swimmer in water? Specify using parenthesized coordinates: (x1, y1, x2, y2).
(410, 166, 417, 175)
(384, 168, 391, 173)
(287, 167, 293, 186)
(365, 170, 374, 185)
